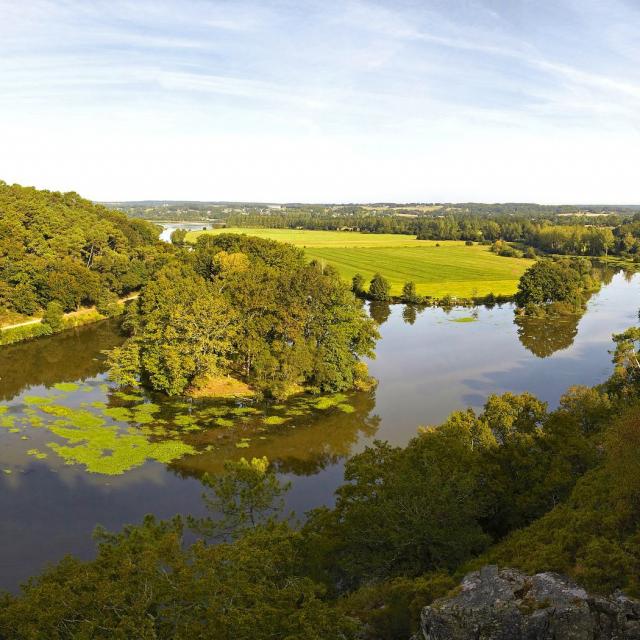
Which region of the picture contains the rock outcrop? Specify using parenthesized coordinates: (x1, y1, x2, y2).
(419, 565, 640, 639)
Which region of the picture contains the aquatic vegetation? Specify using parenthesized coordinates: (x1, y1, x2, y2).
(53, 382, 80, 393)
(113, 391, 141, 402)
(235, 439, 251, 448)
(27, 449, 48, 460)
(47, 421, 196, 475)
(451, 316, 477, 323)
(134, 403, 160, 415)
(103, 407, 134, 422)
(3, 469, 11, 475)
(337, 403, 356, 413)
(39, 404, 74, 417)
(0, 406, 8, 415)
(0, 415, 15, 428)
(314, 394, 348, 410)
(173, 414, 198, 428)
(263, 416, 288, 426)
(216, 418, 234, 428)
(23, 395, 54, 405)
(230, 406, 258, 415)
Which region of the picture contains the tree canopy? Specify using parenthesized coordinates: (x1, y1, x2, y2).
(0, 181, 164, 315)
(109, 234, 378, 398)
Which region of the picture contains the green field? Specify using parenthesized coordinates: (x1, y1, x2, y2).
(186, 228, 533, 298)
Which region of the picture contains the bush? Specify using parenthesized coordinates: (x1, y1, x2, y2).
(369, 274, 391, 301)
(0, 322, 52, 346)
(43, 301, 64, 332)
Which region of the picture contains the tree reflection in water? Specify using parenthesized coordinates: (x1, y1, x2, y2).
(171, 391, 381, 478)
(369, 301, 392, 326)
(402, 305, 418, 325)
(515, 313, 581, 358)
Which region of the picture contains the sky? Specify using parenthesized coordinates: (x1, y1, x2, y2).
(1, 0, 639, 203)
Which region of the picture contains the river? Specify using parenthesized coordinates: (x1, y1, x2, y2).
(0, 270, 637, 591)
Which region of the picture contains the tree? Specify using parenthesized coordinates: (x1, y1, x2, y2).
(352, 273, 365, 296)
(108, 263, 237, 395)
(515, 259, 584, 311)
(189, 457, 291, 540)
(170, 228, 188, 246)
(369, 273, 391, 301)
(401, 281, 420, 304)
(42, 301, 64, 332)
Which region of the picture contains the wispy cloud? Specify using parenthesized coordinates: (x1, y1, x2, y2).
(0, 0, 639, 202)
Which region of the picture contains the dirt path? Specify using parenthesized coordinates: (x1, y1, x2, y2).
(0, 318, 42, 331)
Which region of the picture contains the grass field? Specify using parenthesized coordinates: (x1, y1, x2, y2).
(186, 228, 533, 298)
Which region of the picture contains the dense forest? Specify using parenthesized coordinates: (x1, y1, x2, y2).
(0, 182, 165, 318)
(1, 318, 638, 639)
(108, 234, 378, 399)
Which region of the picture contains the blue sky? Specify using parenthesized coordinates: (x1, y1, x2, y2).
(1, 0, 639, 203)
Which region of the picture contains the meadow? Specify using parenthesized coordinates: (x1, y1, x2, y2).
(186, 228, 533, 298)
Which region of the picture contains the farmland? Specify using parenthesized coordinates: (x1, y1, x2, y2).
(185, 228, 533, 298)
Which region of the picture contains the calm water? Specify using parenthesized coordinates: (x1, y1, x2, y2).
(0, 271, 638, 591)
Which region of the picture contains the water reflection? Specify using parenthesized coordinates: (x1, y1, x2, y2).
(172, 391, 380, 478)
(402, 305, 418, 325)
(0, 319, 123, 402)
(369, 300, 392, 325)
(515, 314, 580, 358)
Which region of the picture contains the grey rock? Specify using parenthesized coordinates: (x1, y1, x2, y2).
(419, 566, 640, 640)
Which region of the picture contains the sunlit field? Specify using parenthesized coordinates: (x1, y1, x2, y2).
(186, 228, 533, 298)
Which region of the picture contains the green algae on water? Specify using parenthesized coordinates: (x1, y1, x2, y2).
(337, 403, 355, 413)
(103, 407, 134, 422)
(53, 382, 80, 393)
(27, 449, 48, 460)
(314, 394, 348, 410)
(23, 396, 54, 405)
(263, 416, 288, 425)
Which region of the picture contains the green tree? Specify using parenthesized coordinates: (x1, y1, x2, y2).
(352, 273, 365, 296)
(108, 263, 237, 395)
(189, 456, 291, 540)
(515, 259, 587, 312)
(42, 301, 64, 332)
(170, 228, 188, 246)
(401, 281, 420, 303)
(369, 273, 391, 301)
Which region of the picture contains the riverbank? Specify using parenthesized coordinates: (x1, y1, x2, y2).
(0, 294, 138, 347)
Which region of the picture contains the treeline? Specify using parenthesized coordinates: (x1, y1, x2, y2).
(2, 323, 639, 639)
(226, 210, 640, 259)
(109, 201, 230, 222)
(108, 234, 378, 399)
(0, 182, 166, 318)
